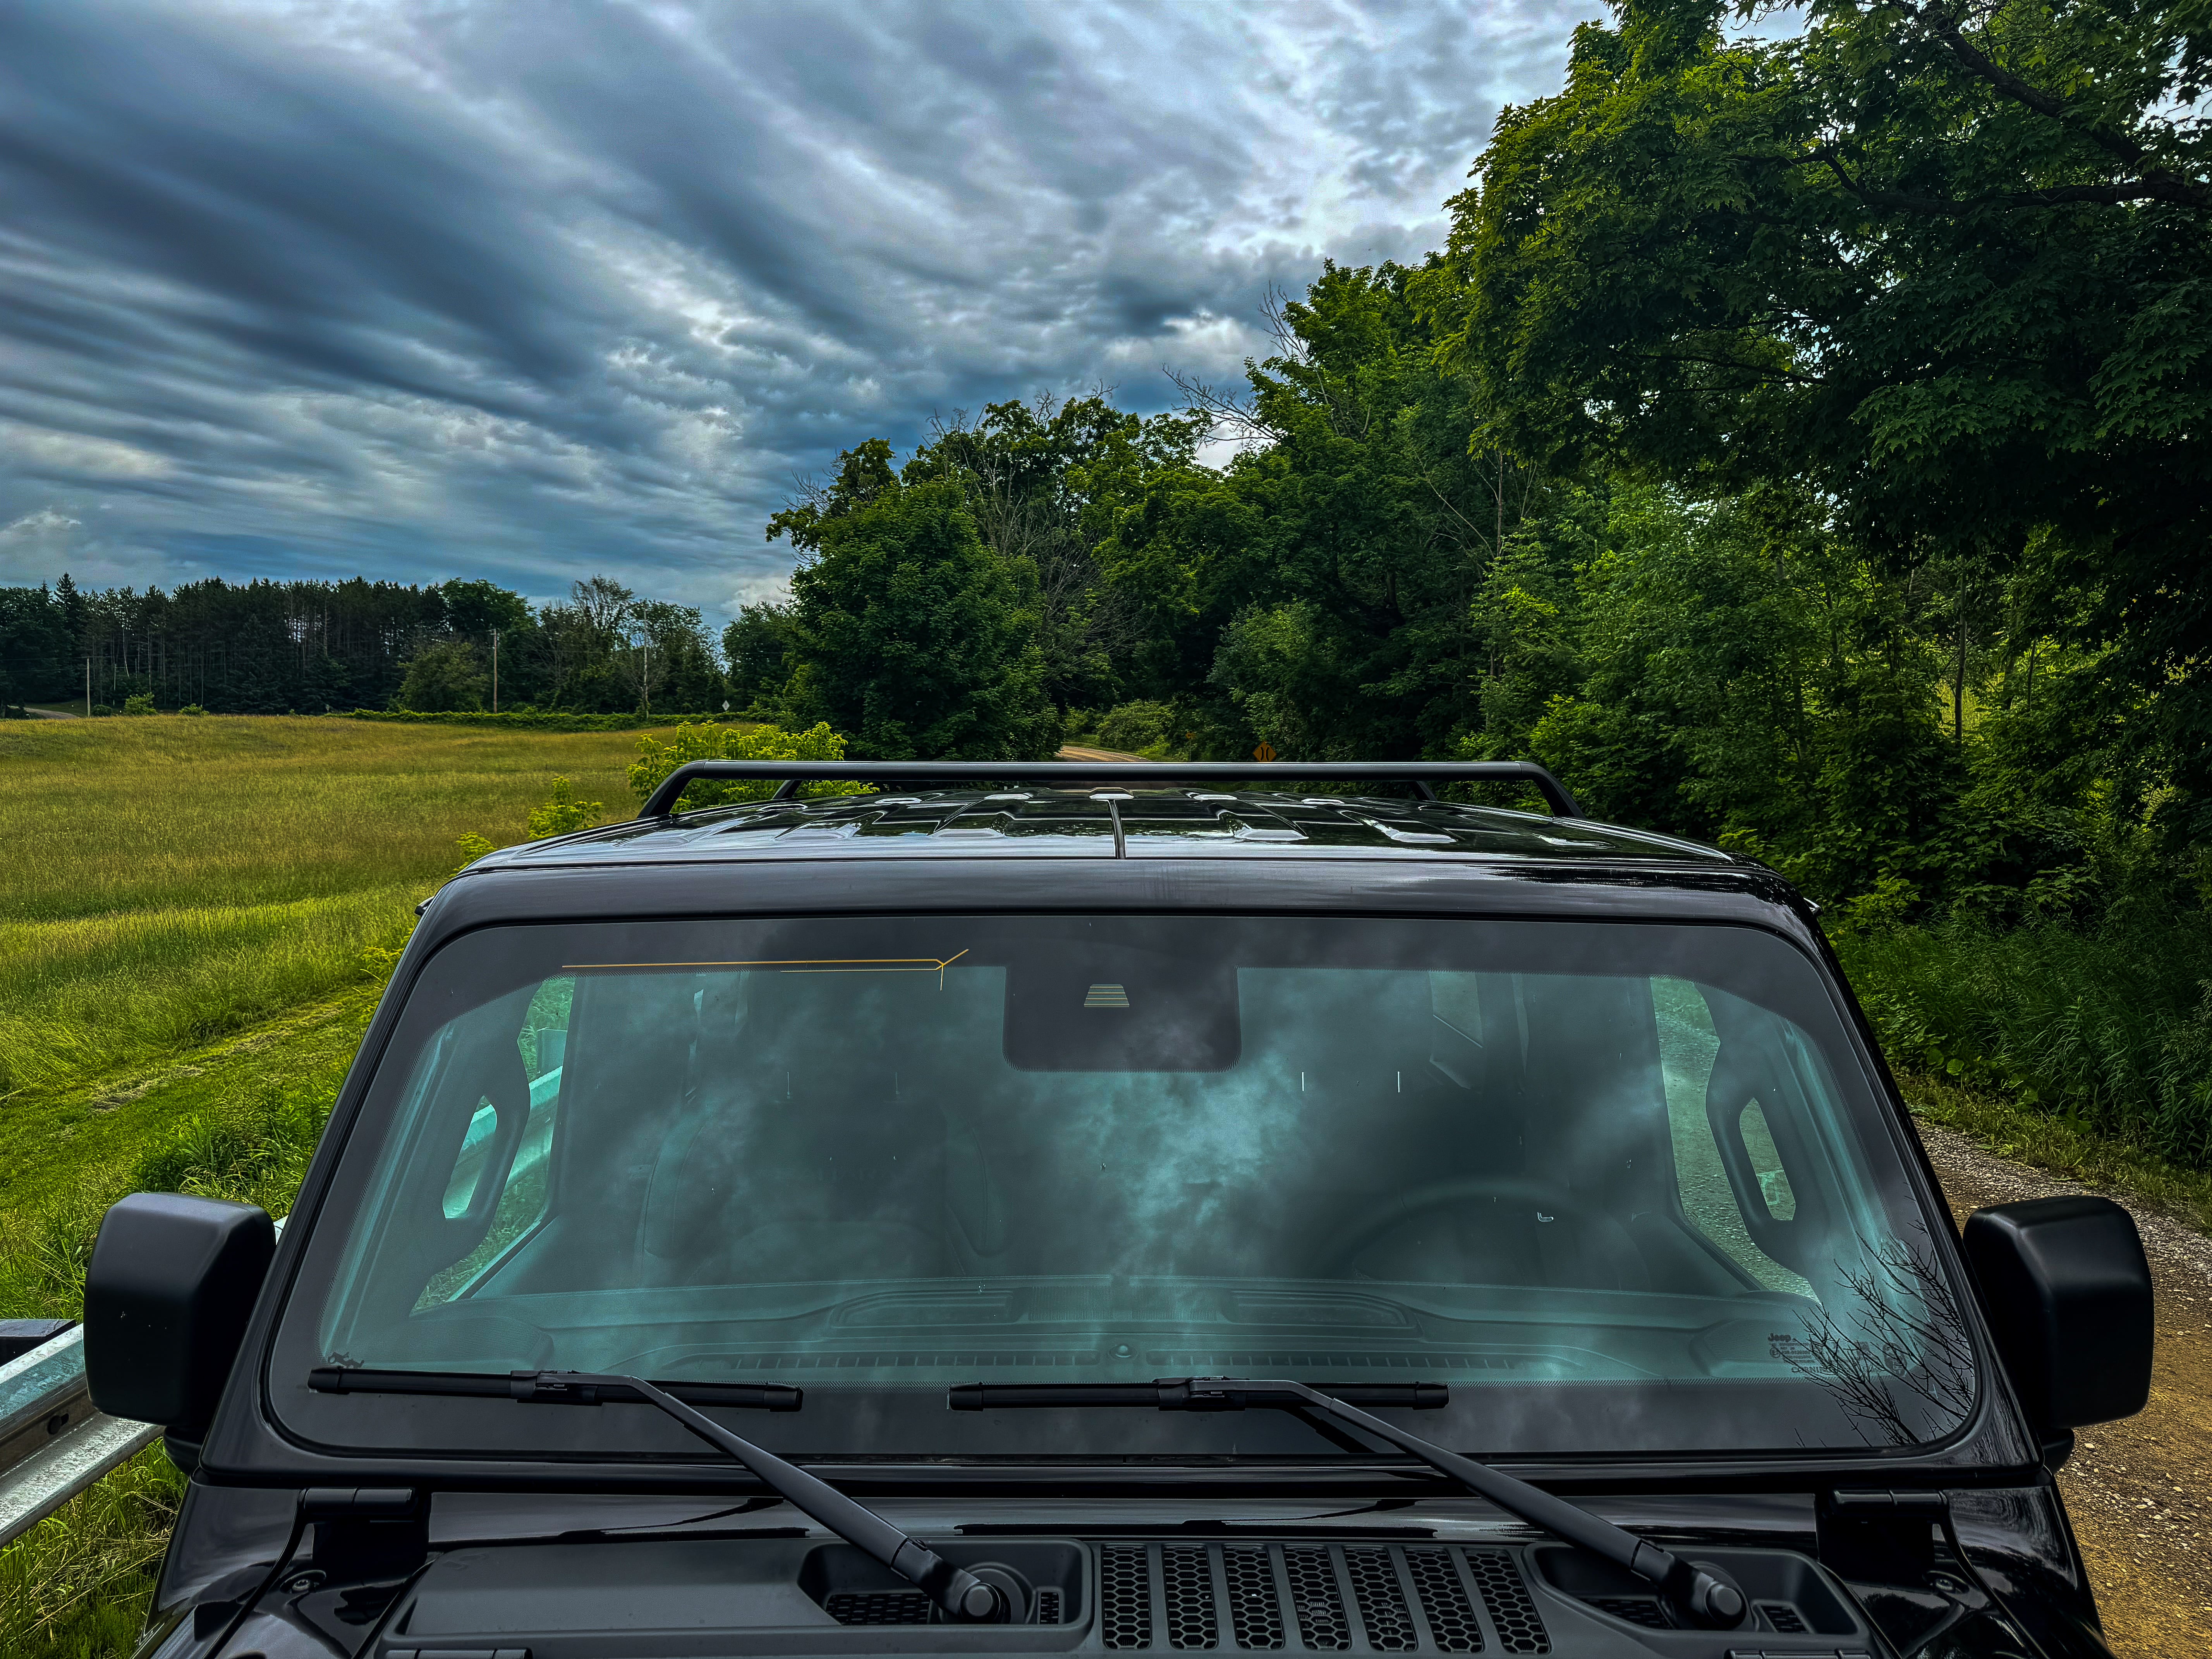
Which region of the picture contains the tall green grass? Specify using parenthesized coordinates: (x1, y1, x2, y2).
(0, 1067, 340, 1656)
(1836, 915, 2212, 1170)
(0, 1446, 184, 1657)
(0, 715, 647, 922)
(0, 889, 416, 1096)
(0, 715, 661, 1097)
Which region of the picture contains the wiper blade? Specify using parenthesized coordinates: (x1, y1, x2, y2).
(310, 1368, 1003, 1622)
(310, 1366, 803, 1411)
(950, 1377, 1748, 1632)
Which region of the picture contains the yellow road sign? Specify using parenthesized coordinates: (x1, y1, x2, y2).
(1252, 742, 1276, 762)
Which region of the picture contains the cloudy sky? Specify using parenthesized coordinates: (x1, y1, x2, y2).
(0, 0, 1602, 622)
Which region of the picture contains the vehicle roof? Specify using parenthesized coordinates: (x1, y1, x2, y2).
(469, 786, 1738, 873)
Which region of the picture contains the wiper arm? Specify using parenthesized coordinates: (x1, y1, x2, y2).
(311, 1368, 1003, 1621)
(950, 1377, 1748, 1632)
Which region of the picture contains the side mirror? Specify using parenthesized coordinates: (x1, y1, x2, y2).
(84, 1192, 275, 1443)
(1962, 1195, 2152, 1437)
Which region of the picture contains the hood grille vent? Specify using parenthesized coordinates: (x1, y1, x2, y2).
(1103, 1545, 1156, 1649)
(1285, 1546, 1347, 1648)
(1098, 1544, 1547, 1656)
(1224, 1547, 1284, 1649)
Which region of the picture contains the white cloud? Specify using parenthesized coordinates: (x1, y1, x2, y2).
(0, 0, 1602, 623)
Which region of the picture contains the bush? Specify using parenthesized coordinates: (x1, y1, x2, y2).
(120, 694, 157, 716)
(178, 703, 208, 716)
(1837, 914, 2212, 1169)
(525, 777, 604, 840)
(627, 720, 864, 811)
(1097, 701, 1174, 754)
(89, 703, 117, 717)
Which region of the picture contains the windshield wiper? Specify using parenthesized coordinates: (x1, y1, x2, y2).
(950, 1377, 1748, 1632)
(310, 1367, 1003, 1621)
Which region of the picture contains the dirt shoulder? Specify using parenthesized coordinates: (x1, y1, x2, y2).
(1915, 1120, 2212, 1656)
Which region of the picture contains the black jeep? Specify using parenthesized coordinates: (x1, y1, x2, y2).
(86, 762, 2154, 1659)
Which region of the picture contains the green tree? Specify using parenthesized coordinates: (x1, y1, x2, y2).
(393, 639, 488, 713)
(1428, 0, 2212, 829)
(776, 469, 1061, 759)
(1100, 263, 1549, 758)
(721, 601, 797, 713)
(439, 579, 532, 639)
(905, 394, 1207, 712)
(1525, 485, 1966, 907)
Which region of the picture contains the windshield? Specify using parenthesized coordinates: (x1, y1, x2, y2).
(274, 913, 1975, 1464)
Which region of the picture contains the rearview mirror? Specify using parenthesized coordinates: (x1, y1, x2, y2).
(1962, 1195, 2152, 1438)
(83, 1192, 275, 1453)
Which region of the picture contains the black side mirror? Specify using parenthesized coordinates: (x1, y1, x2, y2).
(84, 1192, 275, 1444)
(1962, 1195, 2152, 1437)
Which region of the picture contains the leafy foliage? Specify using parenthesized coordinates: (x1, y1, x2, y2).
(776, 473, 1061, 759)
(524, 777, 604, 840)
(1428, 0, 2212, 830)
(0, 570, 733, 717)
(625, 720, 864, 811)
(395, 639, 488, 713)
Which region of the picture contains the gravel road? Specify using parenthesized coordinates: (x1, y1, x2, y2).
(1917, 1121, 2212, 1656)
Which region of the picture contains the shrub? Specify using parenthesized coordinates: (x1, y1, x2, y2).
(1837, 915, 2212, 1169)
(120, 694, 157, 716)
(89, 703, 117, 717)
(526, 777, 603, 840)
(1097, 701, 1174, 754)
(627, 720, 864, 811)
(178, 703, 208, 716)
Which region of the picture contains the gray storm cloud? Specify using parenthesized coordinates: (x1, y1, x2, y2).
(0, 0, 1601, 619)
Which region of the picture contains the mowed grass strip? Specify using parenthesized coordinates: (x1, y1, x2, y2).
(0, 716, 661, 1096)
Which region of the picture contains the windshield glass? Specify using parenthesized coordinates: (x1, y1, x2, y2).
(274, 914, 1975, 1463)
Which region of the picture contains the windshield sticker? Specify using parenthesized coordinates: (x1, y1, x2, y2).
(564, 949, 969, 986)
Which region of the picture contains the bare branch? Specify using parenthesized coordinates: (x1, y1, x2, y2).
(1165, 366, 1283, 444)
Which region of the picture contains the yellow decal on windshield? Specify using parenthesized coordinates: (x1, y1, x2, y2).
(564, 949, 969, 986)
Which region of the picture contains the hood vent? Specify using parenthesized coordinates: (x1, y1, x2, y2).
(1100, 1543, 1547, 1655)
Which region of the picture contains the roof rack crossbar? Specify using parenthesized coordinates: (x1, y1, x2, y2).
(637, 760, 1581, 821)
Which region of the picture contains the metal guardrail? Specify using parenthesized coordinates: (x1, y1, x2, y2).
(0, 1214, 297, 1550)
(0, 1323, 160, 1548)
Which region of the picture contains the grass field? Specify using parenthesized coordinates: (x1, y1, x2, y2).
(0, 715, 693, 1654)
(0, 716, 656, 1103)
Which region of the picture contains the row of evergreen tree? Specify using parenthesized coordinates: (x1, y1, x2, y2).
(0, 572, 729, 717)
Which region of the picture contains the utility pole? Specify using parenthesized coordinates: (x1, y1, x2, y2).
(84, 655, 91, 717)
(491, 629, 500, 714)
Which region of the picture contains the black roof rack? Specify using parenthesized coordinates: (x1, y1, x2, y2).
(636, 760, 1581, 821)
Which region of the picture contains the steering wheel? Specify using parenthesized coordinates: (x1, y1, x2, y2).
(1329, 1176, 1634, 1282)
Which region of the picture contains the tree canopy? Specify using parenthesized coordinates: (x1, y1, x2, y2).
(1426, 0, 2212, 826)
(778, 472, 1062, 760)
